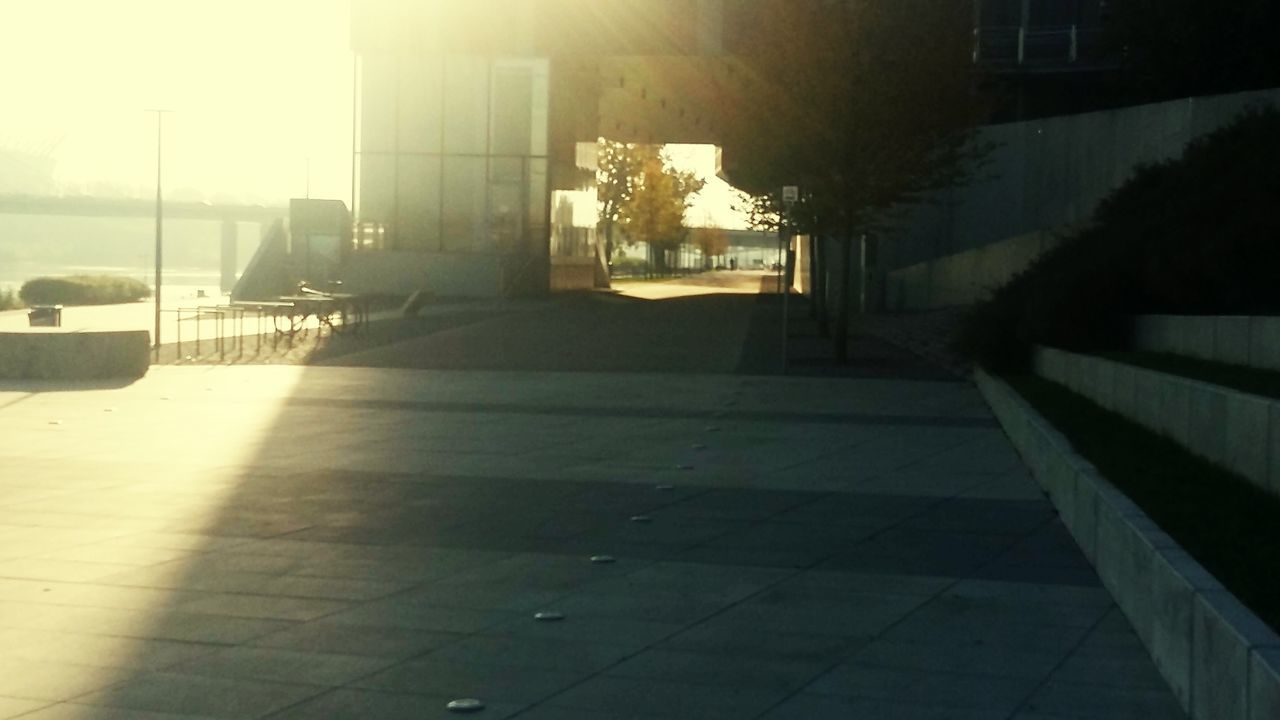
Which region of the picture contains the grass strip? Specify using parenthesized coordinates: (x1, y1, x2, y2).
(1006, 373, 1280, 633)
(1100, 351, 1280, 401)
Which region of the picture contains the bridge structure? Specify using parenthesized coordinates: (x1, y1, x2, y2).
(0, 195, 287, 223)
(0, 195, 289, 292)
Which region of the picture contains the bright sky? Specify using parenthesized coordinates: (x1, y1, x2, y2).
(2, 0, 354, 204)
(0, 0, 749, 226)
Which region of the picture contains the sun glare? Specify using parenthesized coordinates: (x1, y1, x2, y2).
(4, 0, 354, 203)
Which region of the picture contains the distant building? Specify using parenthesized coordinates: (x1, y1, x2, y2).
(972, 0, 1125, 120)
(344, 0, 734, 298)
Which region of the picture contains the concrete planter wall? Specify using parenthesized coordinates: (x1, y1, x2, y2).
(1133, 315, 1280, 372)
(976, 369, 1280, 720)
(0, 330, 149, 380)
(1034, 346, 1280, 500)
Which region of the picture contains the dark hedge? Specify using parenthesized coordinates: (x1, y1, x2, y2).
(955, 105, 1280, 372)
(19, 275, 152, 306)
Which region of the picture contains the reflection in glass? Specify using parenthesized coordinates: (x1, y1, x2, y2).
(444, 56, 490, 155)
(396, 155, 442, 250)
(488, 157, 525, 251)
(398, 56, 443, 154)
(360, 55, 397, 154)
(490, 63, 533, 156)
(442, 156, 488, 252)
(527, 158, 549, 254)
(358, 153, 396, 232)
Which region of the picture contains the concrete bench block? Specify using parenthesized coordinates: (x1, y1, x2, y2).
(1112, 362, 1137, 419)
(1153, 315, 1178, 353)
(1180, 316, 1217, 360)
(1192, 589, 1280, 720)
(1133, 315, 1159, 351)
(1251, 648, 1280, 720)
(1150, 547, 1223, 710)
(1039, 441, 1070, 500)
(1188, 382, 1230, 467)
(1132, 370, 1163, 431)
(1094, 483, 1149, 621)
(1224, 392, 1269, 483)
(1101, 512, 1178, 650)
(1060, 352, 1081, 394)
(1094, 357, 1117, 412)
(1157, 376, 1193, 447)
(1070, 468, 1102, 564)
(1249, 317, 1280, 372)
(1034, 347, 1065, 382)
(1215, 316, 1252, 367)
(0, 331, 150, 380)
(1268, 403, 1280, 498)
(1043, 451, 1076, 522)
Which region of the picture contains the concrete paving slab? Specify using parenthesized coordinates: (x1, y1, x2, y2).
(0, 292, 1186, 719)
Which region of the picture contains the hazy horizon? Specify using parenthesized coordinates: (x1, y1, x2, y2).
(3, 0, 355, 205)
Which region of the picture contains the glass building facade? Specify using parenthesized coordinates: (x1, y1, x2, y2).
(355, 54, 551, 260)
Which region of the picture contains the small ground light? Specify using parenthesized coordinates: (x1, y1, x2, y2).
(676, 464, 693, 470)
(655, 484, 675, 491)
(446, 698, 484, 713)
(534, 611, 565, 621)
(630, 515, 652, 522)
(590, 555, 616, 564)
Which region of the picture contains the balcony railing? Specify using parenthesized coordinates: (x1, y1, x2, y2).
(973, 25, 1119, 71)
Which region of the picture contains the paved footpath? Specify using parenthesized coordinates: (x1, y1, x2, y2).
(0, 282, 1183, 719)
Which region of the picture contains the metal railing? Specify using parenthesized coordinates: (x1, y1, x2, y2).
(973, 25, 1117, 69)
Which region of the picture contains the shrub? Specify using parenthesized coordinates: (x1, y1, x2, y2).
(955, 105, 1280, 372)
(610, 256, 650, 277)
(19, 275, 152, 306)
(0, 288, 21, 311)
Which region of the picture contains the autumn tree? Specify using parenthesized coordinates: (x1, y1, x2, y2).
(689, 226, 730, 268)
(596, 139, 647, 264)
(618, 150, 704, 274)
(718, 0, 989, 360)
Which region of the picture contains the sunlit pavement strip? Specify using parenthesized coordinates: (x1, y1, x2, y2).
(0, 365, 1183, 719)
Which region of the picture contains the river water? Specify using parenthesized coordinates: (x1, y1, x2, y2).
(0, 214, 265, 299)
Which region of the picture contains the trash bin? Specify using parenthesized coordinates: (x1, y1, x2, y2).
(28, 305, 62, 327)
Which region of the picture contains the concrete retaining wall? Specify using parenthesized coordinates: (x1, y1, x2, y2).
(886, 231, 1060, 310)
(0, 330, 150, 380)
(1034, 346, 1280, 500)
(976, 369, 1280, 720)
(1134, 315, 1280, 372)
(549, 257, 596, 291)
(885, 87, 1280, 275)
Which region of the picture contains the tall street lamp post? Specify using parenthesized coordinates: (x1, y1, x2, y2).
(147, 109, 172, 351)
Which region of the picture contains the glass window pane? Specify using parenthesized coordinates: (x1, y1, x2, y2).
(359, 55, 397, 154)
(398, 55, 443, 154)
(488, 158, 524, 251)
(442, 156, 488, 252)
(527, 158, 548, 253)
(444, 56, 490, 155)
(396, 155, 442, 250)
(357, 153, 396, 229)
(490, 63, 532, 156)
(529, 59, 550, 157)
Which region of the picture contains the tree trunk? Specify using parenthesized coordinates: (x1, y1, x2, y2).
(808, 234, 819, 319)
(834, 234, 852, 364)
(816, 234, 829, 338)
